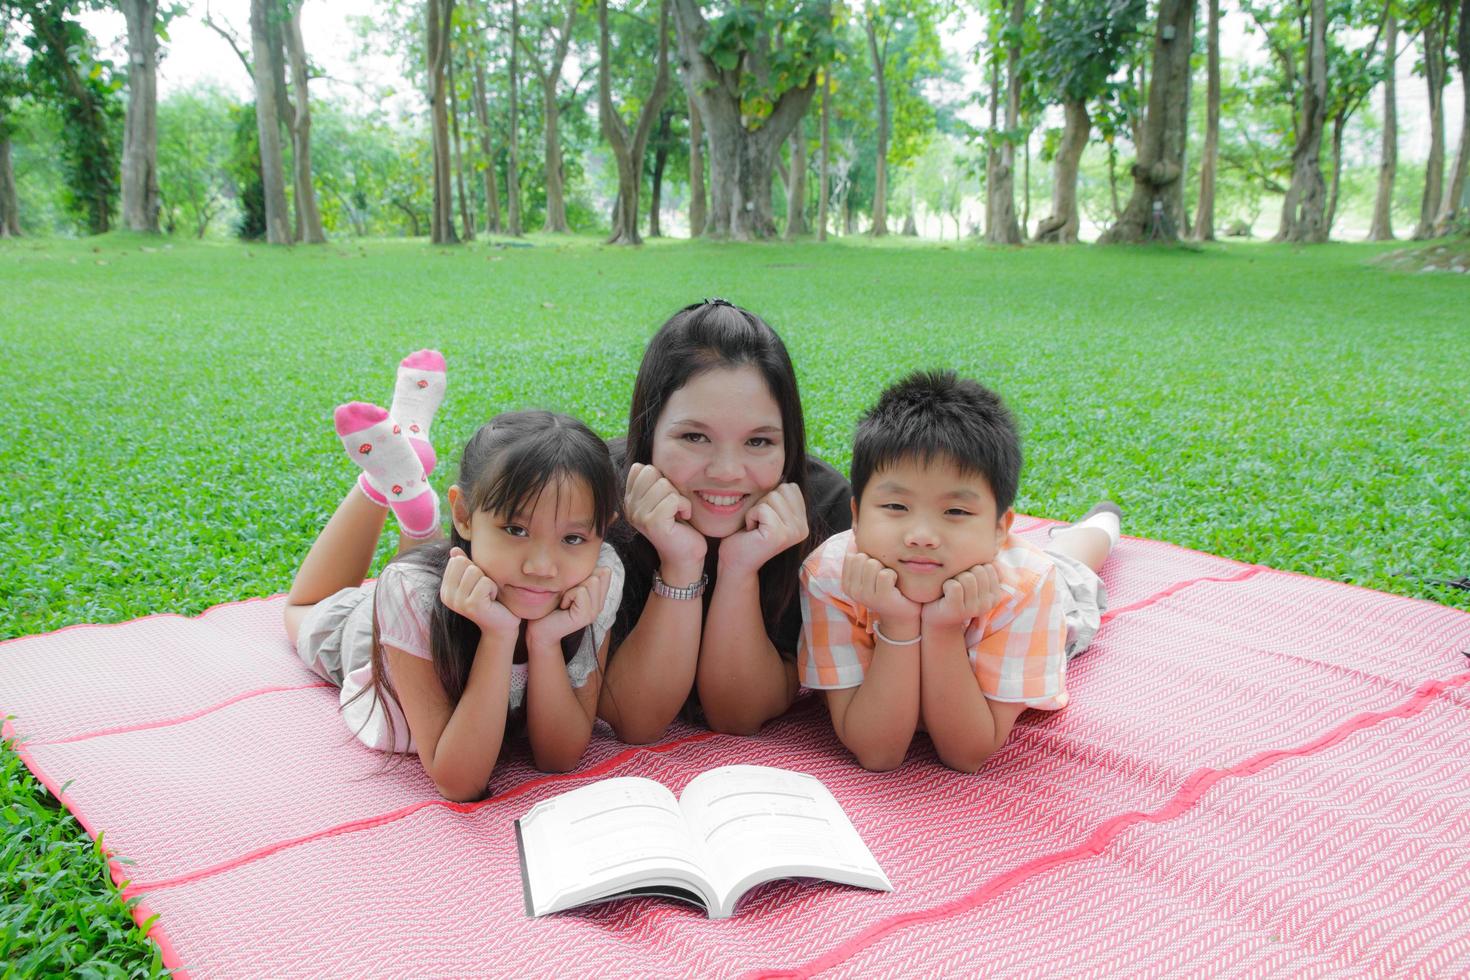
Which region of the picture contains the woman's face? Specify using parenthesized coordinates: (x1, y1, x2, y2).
(650, 364, 787, 539)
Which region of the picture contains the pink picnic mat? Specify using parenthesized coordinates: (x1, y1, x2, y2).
(5, 517, 1469, 977)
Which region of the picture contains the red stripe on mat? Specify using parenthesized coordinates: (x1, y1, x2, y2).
(31, 683, 336, 746)
(750, 670, 1470, 980)
(1099, 566, 1265, 623)
(121, 728, 725, 896)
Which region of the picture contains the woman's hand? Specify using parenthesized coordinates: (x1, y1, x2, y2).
(526, 566, 614, 649)
(624, 462, 707, 570)
(842, 550, 922, 641)
(921, 564, 1004, 630)
(718, 483, 808, 576)
(440, 547, 521, 636)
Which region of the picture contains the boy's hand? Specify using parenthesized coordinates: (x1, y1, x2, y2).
(526, 565, 613, 649)
(719, 483, 808, 575)
(922, 564, 1004, 630)
(624, 463, 707, 570)
(442, 547, 521, 636)
(843, 551, 922, 640)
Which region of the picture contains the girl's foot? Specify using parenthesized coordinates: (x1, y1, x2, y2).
(335, 402, 440, 538)
(390, 349, 447, 476)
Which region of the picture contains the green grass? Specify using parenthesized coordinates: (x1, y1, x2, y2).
(3, 232, 1467, 971)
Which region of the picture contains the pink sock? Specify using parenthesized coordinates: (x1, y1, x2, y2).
(334, 402, 440, 538)
(389, 349, 446, 476)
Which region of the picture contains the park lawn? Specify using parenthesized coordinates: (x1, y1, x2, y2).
(3, 232, 1467, 973)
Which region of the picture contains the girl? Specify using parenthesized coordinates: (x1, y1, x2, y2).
(599, 301, 852, 742)
(283, 351, 623, 802)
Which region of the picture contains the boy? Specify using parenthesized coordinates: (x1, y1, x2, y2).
(799, 371, 1119, 773)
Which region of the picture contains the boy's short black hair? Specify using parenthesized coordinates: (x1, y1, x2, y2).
(850, 370, 1021, 513)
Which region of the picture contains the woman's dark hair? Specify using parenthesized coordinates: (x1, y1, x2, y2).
(352, 410, 618, 752)
(610, 300, 825, 656)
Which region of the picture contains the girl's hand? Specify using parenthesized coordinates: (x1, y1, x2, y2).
(842, 550, 922, 641)
(624, 462, 706, 567)
(922, 564, 1004, 630)
(719, 483, 808, 576)
(526, 565, 614, 649)
(441, 547, 521, 636)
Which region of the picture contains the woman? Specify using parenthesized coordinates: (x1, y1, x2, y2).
(599, 300, 851, 741)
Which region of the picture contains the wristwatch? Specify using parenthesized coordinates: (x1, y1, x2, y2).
(652, 570, 709, 600)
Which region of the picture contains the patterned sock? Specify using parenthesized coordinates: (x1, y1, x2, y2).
(335, 402, 440, 538)
(389, 349, 447, 477)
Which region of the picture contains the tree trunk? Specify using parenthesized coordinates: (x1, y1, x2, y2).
(507, 0, 522, 236)
(448, 49, 475, 240)
(670, 0, 826, 239)
(1433, 0, 1470, 234)
(1368, 13, 1397, 239)
(250, 0, 291, 244)
(1414, 17, 1447, 238)
(688, 99, 706, 237)
(1275, 0, 1329, 242)
(902, 186, 917, 235)
(597, 0, 671, 245)
(785, 116, 808, 238)
(0, 123, 19, 237)
(818, 69, 831, 242)
(531, 0, 578, 234)
(650, 109, 672, 237)
(1034, 100, 1089, 243)
(427, 0, 458, 243)
(865, 11, 888, 236)
(472, 56, 503, 234)
(1099, 0, 1198, 243)
(985, 0, 1024, 244)
(120, 0, 160, 233)
(1193, 0, 1220, 240)
(1325, 111, 1345, 233)
(285, 3, 325, 243)
(1022, 128, 1031, 236)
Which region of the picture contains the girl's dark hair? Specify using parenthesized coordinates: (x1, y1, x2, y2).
(352, 410, 618, 753)
(610, 299, 825, 657)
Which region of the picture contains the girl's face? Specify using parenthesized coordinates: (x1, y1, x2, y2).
(450, 477, 604, 621)
(650, 364, 787, 539)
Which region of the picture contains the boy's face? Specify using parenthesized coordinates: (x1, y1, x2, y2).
(852, 457, 1014, 604)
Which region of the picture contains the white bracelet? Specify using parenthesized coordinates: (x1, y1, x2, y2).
(872, 621, 921, 646)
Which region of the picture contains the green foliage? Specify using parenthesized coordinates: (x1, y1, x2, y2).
(699, 1, 836, 128)
(1031, 0, 1147, 105)
(156, 86, 236, 238)
(226, 102, 265, 240)
(13, 0, 123, 233)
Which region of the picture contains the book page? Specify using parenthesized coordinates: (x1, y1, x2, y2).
(518, 777, 714, 915)
(677, 766, 892, 915)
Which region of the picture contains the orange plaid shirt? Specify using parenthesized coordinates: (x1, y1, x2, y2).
(798, 529, 1070, 710)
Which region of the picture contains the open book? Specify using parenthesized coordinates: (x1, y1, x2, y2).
(515, 765, 892, 919)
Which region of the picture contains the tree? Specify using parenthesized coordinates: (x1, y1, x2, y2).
(427, 0, 457, 242)
(1193, 0, 1219, 239)
(861, 0, 941, 237)
(0, 18, 23, 236)
(688, 96, 705, 235)
(1433, 0, 1468, 233)
(818, 65, 830, 239)
(1368, 9, 1398, 239)
(520, 0, 578, 232)
(597, 0, 671, 244)
(469, 15, 502, 235)
(247, 0, 289, 242)
(1030, 0, 1147, 243)
(1322, 0, 1390, 234)
(15, 0, 122, 234)
(156, 85, 233, 236)
(670, 0, 835, 239)
(1098, 0, 1197, 243)
(984, 0, 1025, 244)
(784, 115, 807, 236)
(1275, 0, 1328, 241)
(118, 0, 163, 232)
(446, 34, 474, 240)
(507, 0, 522, 234)
(1410, 0, 1452, 238)
(283, 0, 323, 242)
